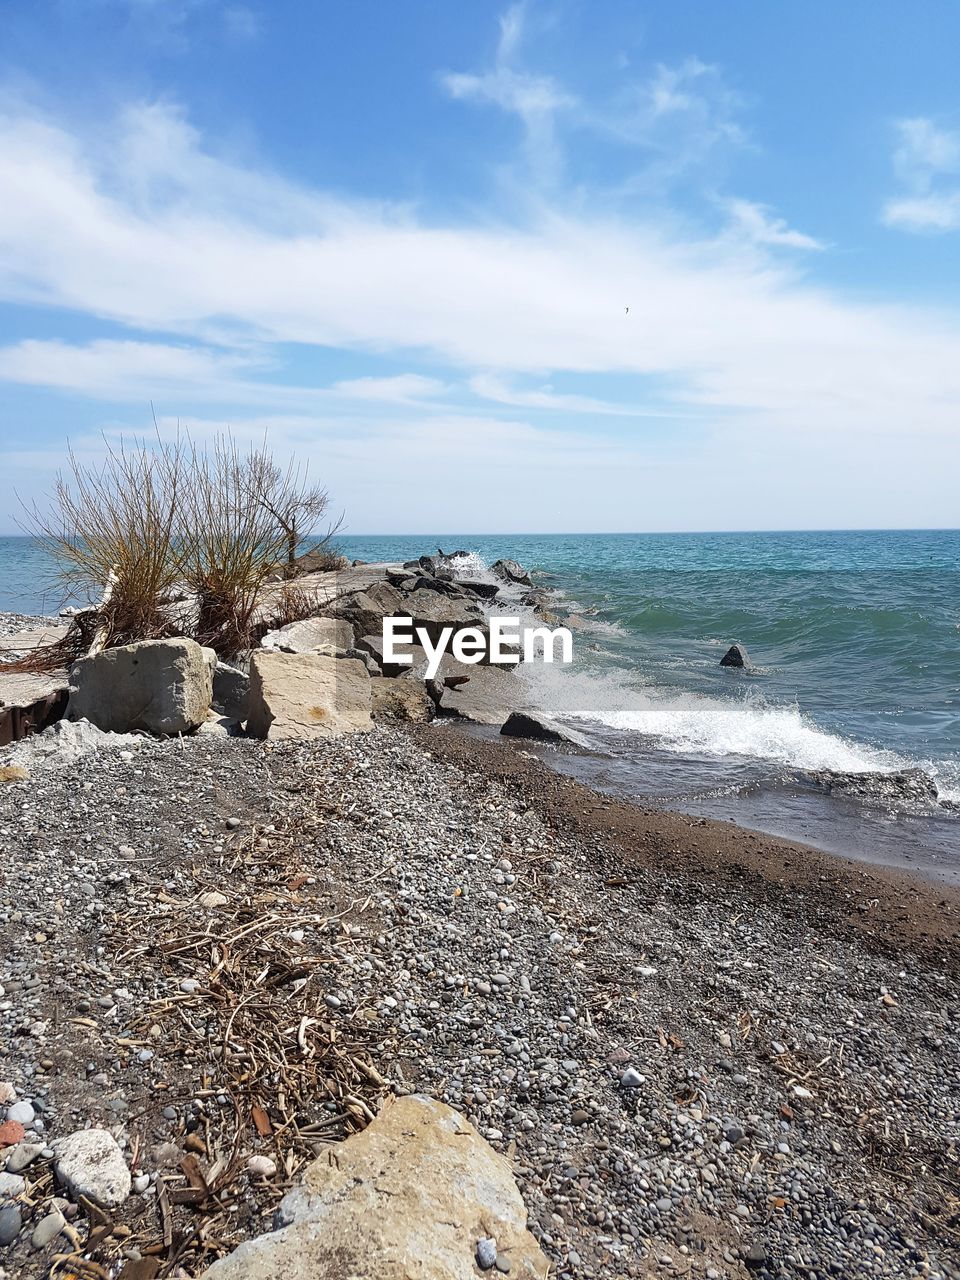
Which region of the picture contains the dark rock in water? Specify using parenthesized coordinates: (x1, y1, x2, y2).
(491, 558, 532, 587)
(457, 579, 500, 600)
(720, 643, 752, 669)
(809, 768, 939, 805)
(408, 575, 465, 598)
(437, 548, 470, 561)
(501, 709, 588, 748)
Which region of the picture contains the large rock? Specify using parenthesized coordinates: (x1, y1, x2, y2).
(246, 653, 372, 740)
(491, 558, 532, 587)
(335, 582, 406, 639)
(52, 1129, 130, 1209)
(67, 639, 215, 735)
(437, 664, 517, 725)
(500, 708, 589, 748)
(200, 1096, 549, 1280)
(370, 677, 434, 723)
(402, 590, 487, 647)
(260, 616, 354, 654)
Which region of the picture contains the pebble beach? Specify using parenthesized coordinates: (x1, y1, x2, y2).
(1, 721, 957, 1278)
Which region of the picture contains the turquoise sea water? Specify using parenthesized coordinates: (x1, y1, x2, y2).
(3, 530, 959, 875)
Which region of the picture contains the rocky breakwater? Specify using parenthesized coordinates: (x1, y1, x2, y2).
(3, 550, 583, 756)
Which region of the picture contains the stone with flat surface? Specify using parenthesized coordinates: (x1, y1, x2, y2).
(246, 652, 372, 740)
(200, 1095, 549, 1280)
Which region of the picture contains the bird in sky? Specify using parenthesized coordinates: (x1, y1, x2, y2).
(625, 306, 629, 314)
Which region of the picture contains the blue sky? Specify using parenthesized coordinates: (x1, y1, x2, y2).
(1, 0, 959, 533)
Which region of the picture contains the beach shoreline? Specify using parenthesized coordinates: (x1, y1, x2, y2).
(0, 725, 957, 1278)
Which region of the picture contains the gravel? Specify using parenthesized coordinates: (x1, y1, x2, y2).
(0, 727, 957, 1278)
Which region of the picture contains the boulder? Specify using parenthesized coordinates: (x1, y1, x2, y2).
(491, 558, 532, 587)
(343, 646, 381, 676)
(260, 616, 354, 654)
(357, 634, 424, 678)
(370, 677, 434, 723)
(437, 664, 517, 725)
(720, 643, 752, 670)
(500, 708, 589, 748)
(402, 590, 486, 647)
(52, 1129, 130, 1210)
(246, 653, 372, 740)
(334, 582, 406, 639)
(212, 662, 250, 721)
(457, 579, 500, 600)
(67, 639, 215, 735)
(200, 1095, 549, 1280)
(808, 767, 939, 805)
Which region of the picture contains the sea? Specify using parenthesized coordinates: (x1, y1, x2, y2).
(3, 529, 959, 882)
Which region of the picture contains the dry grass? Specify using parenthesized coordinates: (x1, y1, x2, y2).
(23, 437, 188, 652)
(21, 430, 343, 664)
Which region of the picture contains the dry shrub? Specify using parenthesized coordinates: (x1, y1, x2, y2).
(24, 437, 187, 651)
(182, 435, 289, 656)
(22, 430, 344, 663)
(261, 583, 324, 632)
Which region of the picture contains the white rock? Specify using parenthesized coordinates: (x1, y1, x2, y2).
(247, 1155, 277, 1177)
(200, 1096, 548, 1280)
(5, 1101, 33, 1126)
(199, 891, 229, 909)
(52, 1129, 131, 1209)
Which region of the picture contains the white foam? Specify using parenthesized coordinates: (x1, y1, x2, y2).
(517, 660, 914, 776)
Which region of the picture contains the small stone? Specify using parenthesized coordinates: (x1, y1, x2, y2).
(495, 1255, 512, 1274)
(570, 1109, 590, 1126)
(225, 817, 242, 828)
(31, 1209, 65, 1250)
(53, 1128, 131, 1208)
(133, 1174, 151, 1193)
(0, 1084, 15, 1106)
(0, 1204, 22, 1246)
(619, 1067, 645, 1089)
(476, 1237, 498, 1270)
(0, 1121, 25, 1147)
(199, 891, 228, 909)
(247, 1155, 277, 1177)
(4, 1142, 43, 1172)
(5, 1100, 35, 1127)
(179, 979, 201, 994)
(0, 1172, 26, 1198)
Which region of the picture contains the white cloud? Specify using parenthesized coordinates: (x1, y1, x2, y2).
(0, 338, 259, 399)
(1, 92, 960, 535)
(724, 199, 822, 251)
(329, 374, 449, 404)
(882, 116, 960, 233)
(442, 2, 575, 186)
(468, 372, 666, 416)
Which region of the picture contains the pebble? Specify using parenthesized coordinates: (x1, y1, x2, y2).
(476, 1237, 498, 1270)
(133, 1174, 151, 1193)
(247, 1155, 277, 1177)
(4, 1101, 34, 1127)
(0, 1173, 25, 1198)
(0, 1205, 21, 1247)
(619, 1067, 645, 1088)
(30, 1209, 65, 1250)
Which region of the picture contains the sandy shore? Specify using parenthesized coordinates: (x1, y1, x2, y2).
(0, 724, 957, 1278)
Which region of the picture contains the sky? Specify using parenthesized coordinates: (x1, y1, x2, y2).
(1, 0, 959, 534)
